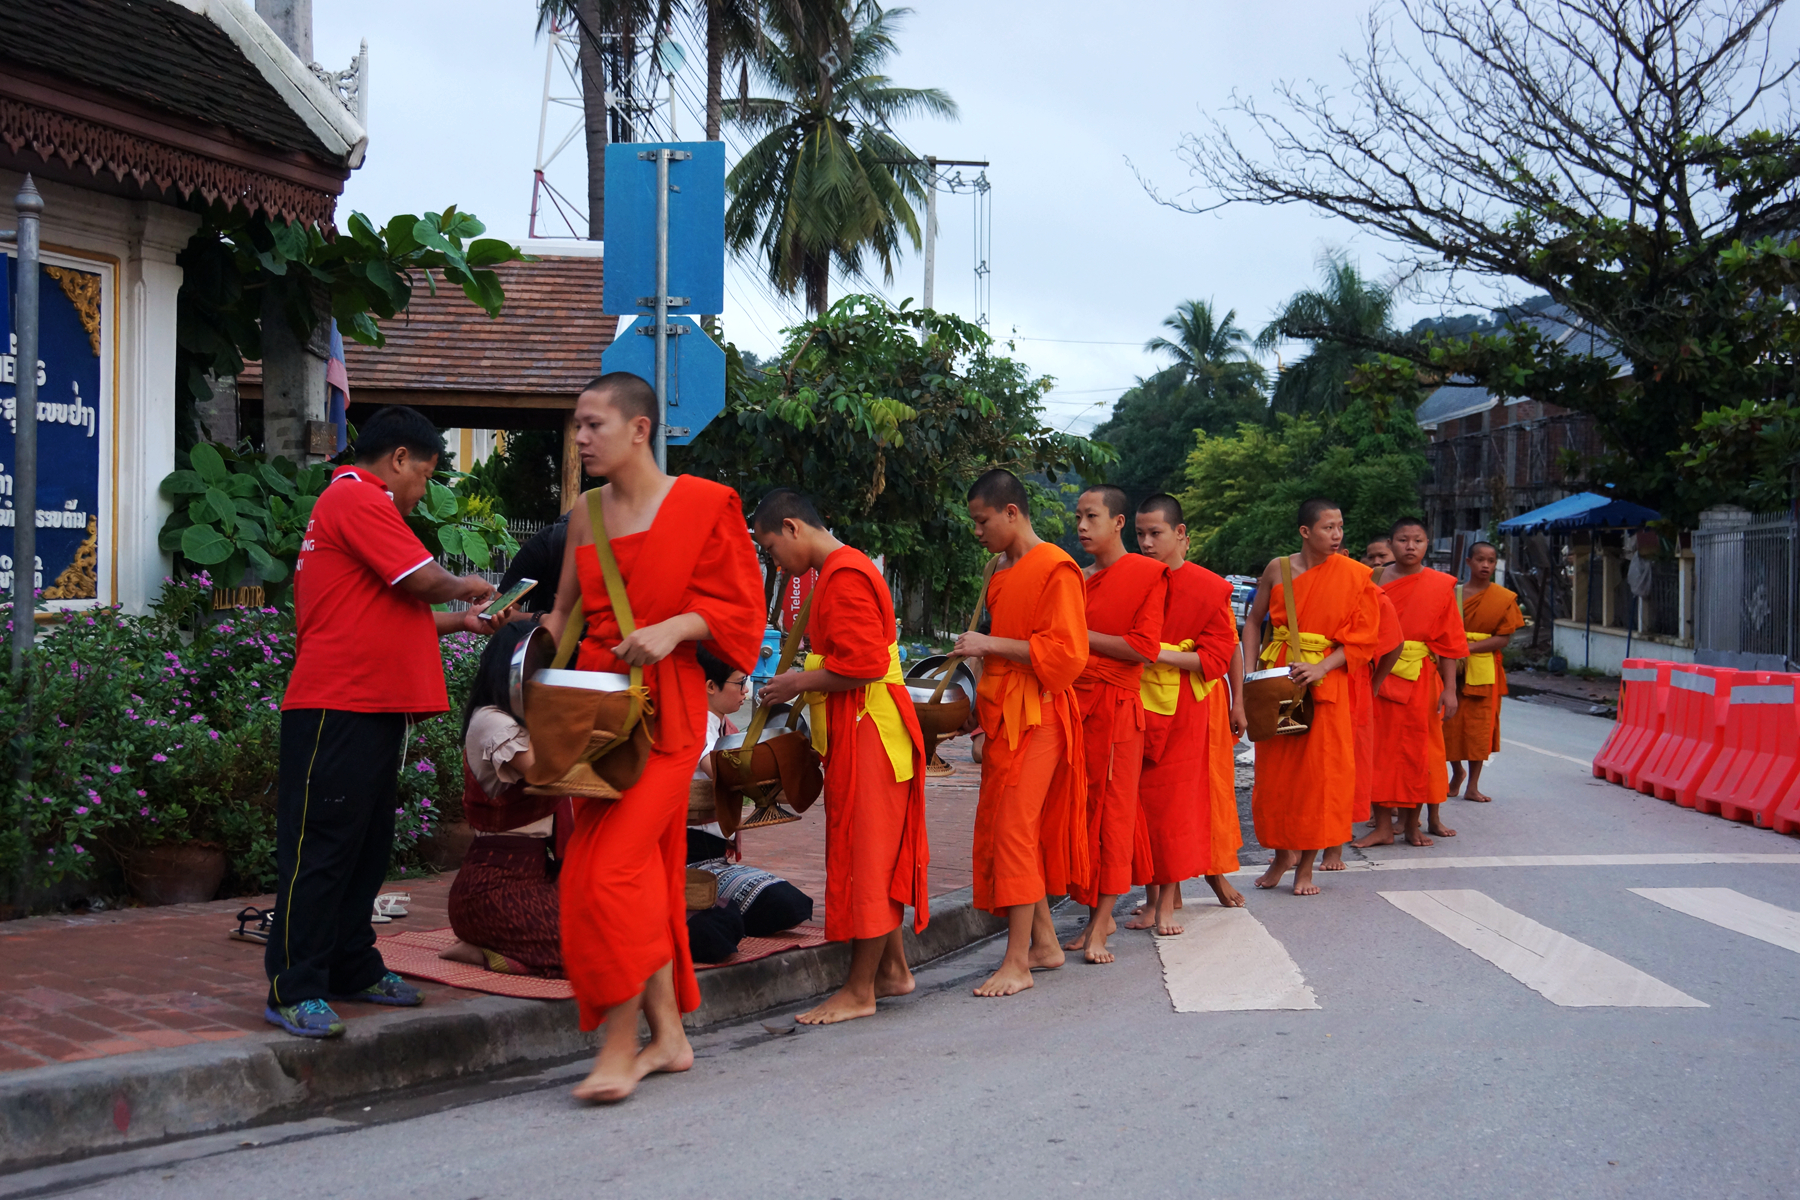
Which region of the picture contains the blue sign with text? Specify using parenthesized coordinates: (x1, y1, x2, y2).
(600, 141, 725, 315)
(2, 255, 103, 601)
(599, 315, 726, 447)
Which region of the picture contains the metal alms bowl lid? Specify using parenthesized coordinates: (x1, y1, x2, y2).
(1244, 666, 1294, 682)
(905, 653, 977, 697)
(534, 668, 634, 692)
(510, 624, 558, 712)
(906, 681, 970, 705)
(714, 705, 803, 751)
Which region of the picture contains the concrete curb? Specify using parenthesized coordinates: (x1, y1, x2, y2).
(0, 886, 1002, 1172)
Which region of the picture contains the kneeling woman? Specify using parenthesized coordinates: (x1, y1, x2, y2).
(442, 621, 570, 976)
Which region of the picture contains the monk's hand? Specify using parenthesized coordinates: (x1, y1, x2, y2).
(612, 619, 686, 666)
(1229, 702, 1248, 739)
(758, 670, 805, 707)
(1288, 660, 1328, 687)
(954, 631, 993, 659)
(1441, 691, 1460, 721)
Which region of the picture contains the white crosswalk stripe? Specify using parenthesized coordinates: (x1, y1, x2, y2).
(1379, 889, 1707, 1008)
(1630, 888, 1800, 955)
(1155, 903, 1319, 1012)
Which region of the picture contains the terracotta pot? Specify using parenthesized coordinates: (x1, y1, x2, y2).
(418, 820, 476, 871)
(122, 842, 228, 907)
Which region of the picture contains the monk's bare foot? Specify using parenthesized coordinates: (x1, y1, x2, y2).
(1084, 941, 1115, 964)
(633, 1034, 694, 1080)
(1123, 912, 1156, 929)
(1254, 852, 1291, 889)
(1154, 917, 1184, 936)
(1428, 816, 1457, 837)
(1028, 942, 1066, 971)
(974, 961, 1034, 997)
(1292, 864, 1320, 897)
(1448, 769, 1466, 795)
(1465, 787, 1493, 803)
(1062, 925, 1090, 951)
(573, 1048, 642, 1104)
(796, 987, 879, 1025)
(1206, 875, 1247, 907)
(437, 939, 487, 966)
(875, 962, 916, 999)
(1351, 828, 1395, 848)
(1320, 845, 1347, 871)
(1406, 828, 1435, 847)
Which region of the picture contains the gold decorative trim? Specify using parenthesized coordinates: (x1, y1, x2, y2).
(42, 515, 97, 600)
(44, 265, 101, 355)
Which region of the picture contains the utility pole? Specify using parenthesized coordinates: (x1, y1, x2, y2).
(4, 176, 41, 912)
(881, 156, 987, 312)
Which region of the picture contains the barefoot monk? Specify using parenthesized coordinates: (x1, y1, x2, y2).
(1243, 499, 1380, 896)
(1355, 518, 1467, 849)
(1129, 494, 1245, 930)
(544, 374, 764, 1102)
(1323, 551, 1402, 872)
(1445, 541, 1525, 804)
(956, 469, 1090, 996)
(1064, 486, 1167, 964)
(752, 489, 929, 1025)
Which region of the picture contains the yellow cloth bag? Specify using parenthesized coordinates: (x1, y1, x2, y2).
(1141, 639, 1220, 716)
(800, 646, 915, 783)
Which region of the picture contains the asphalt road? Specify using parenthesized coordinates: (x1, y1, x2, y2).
(14, 697, 1800, 1200)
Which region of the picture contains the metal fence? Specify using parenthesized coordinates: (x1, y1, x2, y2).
(441, 517, 547, 608)
(1694, 510, 1799, 667)
(1612, 557, 1683, 640)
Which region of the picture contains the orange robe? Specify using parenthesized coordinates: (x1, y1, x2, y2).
(1444, 583, 1525, 762)
(1205, 683, 1243, 875)
(1374, 569, 1468, 809)
(1251, 554, 1381, 850)
(972, 542, 1090, 914)
(812, 546, 930, 941)
(560, 477, 763, 1028)
(1352, 592, 1405, 823)
(1135, 562, 1235, 885)
(1072, 554, 1166, 905)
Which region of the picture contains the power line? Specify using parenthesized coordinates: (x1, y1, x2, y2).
(1012, 336, 1147, 347)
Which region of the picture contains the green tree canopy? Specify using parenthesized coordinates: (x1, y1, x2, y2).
(1256, 253, 1397, 417)
(722, 2, 956, 313)
(1177, 398, 1429, 577)
(682, 297, 1111, 631)
(1091, 299, 1266, 502)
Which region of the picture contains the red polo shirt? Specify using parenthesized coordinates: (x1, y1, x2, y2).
(282, 466, 448, 716)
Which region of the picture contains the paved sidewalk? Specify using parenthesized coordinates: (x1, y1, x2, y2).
(0, 740, 984, 1075)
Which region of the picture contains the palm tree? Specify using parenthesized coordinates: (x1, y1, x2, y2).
(723, 3, 956, 313)
(1146, 299, 1258, 386)
(1256, 253, 1397, 416)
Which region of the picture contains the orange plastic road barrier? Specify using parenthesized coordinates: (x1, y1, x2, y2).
(1593, 660, 1671, 788)
(1695, 674, 1800, 825)
(1635, 665, 1731, 808)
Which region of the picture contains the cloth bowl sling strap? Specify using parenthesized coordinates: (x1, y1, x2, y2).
(921, 555, 999, 704)
(521, 489, 651, 798)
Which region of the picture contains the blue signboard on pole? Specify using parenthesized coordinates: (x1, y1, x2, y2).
(601, 141, 725, 315)
(599, 314, 726, 447)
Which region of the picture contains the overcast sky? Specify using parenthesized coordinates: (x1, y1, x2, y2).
(314, 0, 1484, 434)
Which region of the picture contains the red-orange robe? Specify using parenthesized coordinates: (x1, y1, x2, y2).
(1352, 591, 1405, 823)
(972, 542, 1090, 914)
(813, 546, 929, 941)
(1251, 554, 1381, 850)
(1205, 681, 1244, 875)
(560, 477, 763, 1028)
(1444, 583, 1526, 762)
(1135, 562, 1235, 885)
(1072, 553, 1167, 905)
(1374, 569, 1468, 809)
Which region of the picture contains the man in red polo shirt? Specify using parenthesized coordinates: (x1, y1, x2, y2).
(265, 406, 498, 1038)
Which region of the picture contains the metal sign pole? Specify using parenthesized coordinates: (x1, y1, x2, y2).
(6, 176, 41, 912)
(654, 148, 670, 472)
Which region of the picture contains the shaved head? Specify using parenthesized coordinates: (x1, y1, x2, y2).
(1138, 493, 1184, 526)
(967, 468, 1029, 513)
(1466, 540, 1498, 560)
(581, 371, 657, 425)
(751, 487, 825, 534)
(1298, 497, 1340, 529)
(1082, 484, 1130, 521)
(1390, 515, 1430, 540)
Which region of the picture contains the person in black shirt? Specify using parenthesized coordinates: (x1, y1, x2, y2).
(498, 511, 568, 613)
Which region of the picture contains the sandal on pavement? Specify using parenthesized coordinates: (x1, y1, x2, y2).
(231, 906, 273, 944)
(373, 892, 410, 920)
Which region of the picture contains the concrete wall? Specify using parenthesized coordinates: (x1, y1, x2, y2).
(1553, 619, 1695, 675)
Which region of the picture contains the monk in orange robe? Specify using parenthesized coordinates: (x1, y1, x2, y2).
(1060, 485, 1166, 963)
(1243, 499, 1380, 895)
(955, 468, 1089, 996)
(1355, 517, 1468, 847)
(1322, 558, 1403, 870)
(752, 488, 928, 1025)
(1128, 494, 1245, 932)
(544, 373, 763, 1103)
(1445, 540, 1526, 803)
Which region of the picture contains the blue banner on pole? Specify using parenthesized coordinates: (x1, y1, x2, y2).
(599, 315, 726, 447)
(600, 141, 725, 315)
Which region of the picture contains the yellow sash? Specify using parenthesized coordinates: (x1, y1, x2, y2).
(1141, 639, 1220, 716)
(1390, 639, 1432, 681)
(800, 646, 915, 783)
(1463, 630, 1497, 686)
(1260, 627, 1331, 669)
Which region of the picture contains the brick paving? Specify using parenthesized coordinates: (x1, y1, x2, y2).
(0, 740, 984, 1075)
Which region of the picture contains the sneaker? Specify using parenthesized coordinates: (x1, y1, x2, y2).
(265, 999, 345, 1038)
(331, 971, 422, 1007)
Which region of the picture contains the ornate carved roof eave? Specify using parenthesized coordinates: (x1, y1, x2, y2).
(0, 81, 347, 229)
